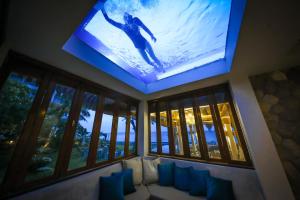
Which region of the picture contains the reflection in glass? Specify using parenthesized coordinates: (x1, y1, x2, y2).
(184, 108, 200, 157)
(160, 111, 169, 154)
(217, 103, 245, 161)
(68, 92, 98, 170)
(96, 98, 114, 162)
(150, 113, 157, 152)
(115, 103, 127, 158)
(171, 110, 183, 155)
(199, 105, 221, 159)
(0, 73, 39, 183)
(129, 106, 137, 154)
(26, 84, 75, 182)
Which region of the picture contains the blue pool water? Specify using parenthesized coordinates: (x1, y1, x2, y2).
(77, 0, 231, 83)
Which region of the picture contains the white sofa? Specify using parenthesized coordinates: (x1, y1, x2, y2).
(11, 157, 265, 200)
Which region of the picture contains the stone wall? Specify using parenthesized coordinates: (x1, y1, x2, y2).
(250, 66, 300, 199)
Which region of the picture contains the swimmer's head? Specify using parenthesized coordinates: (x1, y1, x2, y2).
(123, 12, 133, 24)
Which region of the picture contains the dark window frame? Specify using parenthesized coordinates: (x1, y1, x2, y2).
(0, 51, 140, 198)
(148, 84, 252, 168)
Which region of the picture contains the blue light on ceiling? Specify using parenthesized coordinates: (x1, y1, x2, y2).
(64, 0, 247, 94)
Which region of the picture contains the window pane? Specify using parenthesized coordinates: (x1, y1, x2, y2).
(68, 92, 98, 170)
(150, 113, 157, 152)
(115, 102, 127, 158)
(171, 110, 183, 155)
(184, 107, 200, 157)
(199, 105, 221, 159)
(96, 98, 114, 162)
(160, 111, 169, 154)
(129, 106, 137, 154)
(26, 84, 75, 182)
(217, 103, 245, 161)
(0, 73, 39, 183)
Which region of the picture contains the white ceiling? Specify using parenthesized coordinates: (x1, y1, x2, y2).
(231, 0, 300, 76)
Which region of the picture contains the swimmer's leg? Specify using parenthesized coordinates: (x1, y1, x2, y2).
(145, 41, 164, 72)
(137, 48, 155, 67)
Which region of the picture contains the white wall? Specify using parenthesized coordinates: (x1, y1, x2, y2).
(2, 0, 300, 199)
(230, 76, 294, 200)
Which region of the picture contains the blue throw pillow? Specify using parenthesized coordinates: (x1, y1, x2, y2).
(158, 162, 174, 186)
(174, 166, 192, 191)
(189, 168, 210, 196)
(112, 169, 136, 195)
(207, 176, 235, 200)
(99, 175, 124, 200)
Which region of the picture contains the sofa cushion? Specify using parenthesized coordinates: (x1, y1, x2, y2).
(143, 158, 160, 185)
(189, 169, 210, 196)
(174, 165, 192, 191)
(158, 162, 174, 186)
(99, 175, 124, 200)
(207, 176, 235, 200)
(124, 185, 150, 200)
(112, 169, 136, 195)
(147, 184, 205, 200)
(123, 157, 143, 185)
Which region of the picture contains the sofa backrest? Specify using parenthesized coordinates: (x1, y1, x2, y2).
(160, 157, 265, 200)
(11, 163, 122, 200)
(11, 157, 265, 200)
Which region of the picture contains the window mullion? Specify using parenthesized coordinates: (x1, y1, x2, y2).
(192, 98, 208, 160)
(179, 107, 190, 157)
(227, 95, 252, 165)
(167, 106, 175, 155)
(124, 104, 131, 157)
(54, 88, 85, 177)
(134, 104, 139, 155)
(148, 105, 152, 154)
(156, 104, 162, 154)
(210, 101, 231, 162)
(87, 95, 104, 168)
(109, 101, 119, 161)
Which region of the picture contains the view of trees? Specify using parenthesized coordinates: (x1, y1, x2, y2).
(0, 73, 39, 182)
(26, 84, 75, 181)
(69, 92, 97, 170)
(0, 74, 137, 184)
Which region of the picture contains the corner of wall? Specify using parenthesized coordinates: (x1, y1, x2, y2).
(138, 100, 148, 156)
(229, 75, 294, 200)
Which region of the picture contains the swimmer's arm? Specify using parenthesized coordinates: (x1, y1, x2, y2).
(136, 18, 156, 41)
(101, 8, 123, 29)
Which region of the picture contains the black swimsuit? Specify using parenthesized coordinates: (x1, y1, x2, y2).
(123, 18, 147, 50)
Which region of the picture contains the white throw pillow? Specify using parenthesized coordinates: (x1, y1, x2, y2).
(123, 157, 143, 185)
(142, 157, 160, 185)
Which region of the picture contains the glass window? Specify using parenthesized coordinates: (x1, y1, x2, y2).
(115, 102, 127, 158)
(129, 106, 137, 154)
(148, 85, 250, 167)
(150, 113, 157, 152)
(199, 105, 221, 159)
(217, 103, 245, 161)
(171, 110, 183, 155)
(26, 84, 75, 182)
(96, 98, 114, 162)
(0, 73, 39, 183)
(184, 107, 200, 157)
(68, 92, 98, 170)
(160, 111, 169, 154)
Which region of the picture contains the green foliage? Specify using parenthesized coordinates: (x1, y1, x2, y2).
(0, 78, 36, 141)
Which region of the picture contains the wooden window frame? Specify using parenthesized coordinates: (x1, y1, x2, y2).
(148, 84, 252, 168)
(0, 51, 140, 198)
(148, 103, 158, 154)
